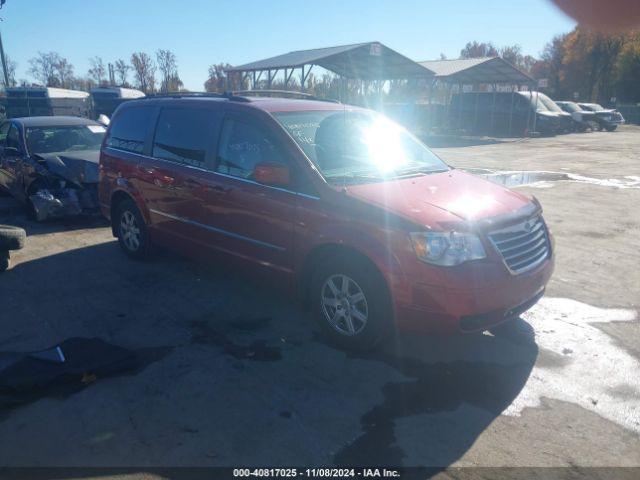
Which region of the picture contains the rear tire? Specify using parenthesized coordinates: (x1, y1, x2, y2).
(114, 199, 151, 260)
(310, 253, 393, 350)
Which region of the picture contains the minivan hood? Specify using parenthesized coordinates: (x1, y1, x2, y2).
(343, 169, 533, 230)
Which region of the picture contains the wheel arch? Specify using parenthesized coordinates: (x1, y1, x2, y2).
(109, 189, 147, 237)
(297, 242, 393, 308)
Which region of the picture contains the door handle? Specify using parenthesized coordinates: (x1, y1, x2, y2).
(137, 165, 156, 175)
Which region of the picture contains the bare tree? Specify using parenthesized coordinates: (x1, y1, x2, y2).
(156, 49, 182, 92)
(131, 52, 156, 93)
(204, 63, 245, 92)
(4, 54, 17, 86)
(71, 76, 96, 92)
(28, 51, 62, 86)
(88, 56, 106, 85)
(55, 57, 74, 89)
(114, 58, 130, 87)
(460, 41, 499, 58)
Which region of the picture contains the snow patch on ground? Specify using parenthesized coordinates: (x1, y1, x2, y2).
(503, 297, 639, 433)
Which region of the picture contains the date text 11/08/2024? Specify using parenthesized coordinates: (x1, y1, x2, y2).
(233, 468, 401, 478)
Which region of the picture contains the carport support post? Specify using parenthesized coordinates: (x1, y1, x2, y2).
(531, 84, 538, 135)
(473, 87, 480, 134)
(490, 85, 497, 134)
(457, 83, 462, 132)
(508, 89, 515, 137)
(426, 79, 434, 132)
(444, 82, 451, 133)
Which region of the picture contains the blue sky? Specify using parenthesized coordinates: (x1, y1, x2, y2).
(1, 0, 575, 91)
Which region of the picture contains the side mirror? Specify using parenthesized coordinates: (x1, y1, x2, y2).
(98, 114, 110, 126)
(253, 162, 290, 187)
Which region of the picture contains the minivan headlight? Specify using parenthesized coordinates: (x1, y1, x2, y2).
(410, 231, 486, 266)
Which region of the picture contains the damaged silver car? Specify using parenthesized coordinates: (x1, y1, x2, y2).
(0, 116, 106, 221)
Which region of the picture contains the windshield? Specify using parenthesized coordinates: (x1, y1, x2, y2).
(536, 93, 563, 112)
(559, 102, 580, 113)
(274, 110, 448, 183)
(519, 92, 562, 112)
(26, 124, 106, 155)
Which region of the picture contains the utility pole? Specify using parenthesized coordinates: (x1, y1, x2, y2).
(108, 63, 115, 86)
(0, 0, 9, 88)
(0, 30, 9, 87)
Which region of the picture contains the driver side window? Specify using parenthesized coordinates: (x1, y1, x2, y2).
(216, 118, 287, 180)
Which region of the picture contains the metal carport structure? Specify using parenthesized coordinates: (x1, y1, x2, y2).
(417, 57, 537, 136)
(419, 57, 534, 85)
(225, 42, 434, 97)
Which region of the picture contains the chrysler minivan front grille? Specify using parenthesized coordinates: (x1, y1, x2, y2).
(488, 216, 550, 274)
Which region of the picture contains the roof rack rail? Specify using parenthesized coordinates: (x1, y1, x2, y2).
(140, 91, 251, 102)
(233, 89, 340, 103)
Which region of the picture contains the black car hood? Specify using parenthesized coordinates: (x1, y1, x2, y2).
(34, 150, 100, 185)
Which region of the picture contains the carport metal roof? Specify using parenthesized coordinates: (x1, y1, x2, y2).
(227, 42, 434, 80)
(418, 57, 533, 85)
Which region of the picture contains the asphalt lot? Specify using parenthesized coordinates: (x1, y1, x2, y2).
(0, 126, 639, 470)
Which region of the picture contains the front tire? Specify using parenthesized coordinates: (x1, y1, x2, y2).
(311, 254, 393, 350)
(114, 199, 151, 260)
(605, 124, 617, 132)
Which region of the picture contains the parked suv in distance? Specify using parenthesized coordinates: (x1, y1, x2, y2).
(99, 93, 554, 349)
(449, 91, 571, 136)
(577, 103, 625, 131)
(556, 101, 597, 132)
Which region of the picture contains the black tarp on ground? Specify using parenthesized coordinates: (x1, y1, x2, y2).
(0, 337, 138, 394)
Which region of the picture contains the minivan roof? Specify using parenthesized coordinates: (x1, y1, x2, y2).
(128, 95, 350, 113)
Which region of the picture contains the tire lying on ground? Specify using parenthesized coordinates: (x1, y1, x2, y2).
(0, 224, 26, 251)
(0, 250, 9, 272)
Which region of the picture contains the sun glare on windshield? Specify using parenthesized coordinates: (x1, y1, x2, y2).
(361, 116, 410, 174)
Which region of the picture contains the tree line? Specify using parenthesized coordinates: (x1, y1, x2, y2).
(19, 49, 183, 94)
(455, 26, 640, 104)
(13, 25, 640, 104)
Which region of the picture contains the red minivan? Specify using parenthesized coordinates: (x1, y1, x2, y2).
(99, 93, 554, 349)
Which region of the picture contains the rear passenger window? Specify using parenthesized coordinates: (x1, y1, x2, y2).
(106, 106, 155, 154)
(152, 108, 217, 168)
(216, 119, 286, 179)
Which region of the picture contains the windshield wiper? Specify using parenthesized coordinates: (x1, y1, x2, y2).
(326, 173, 385, 184)
(392, 167, 448, 179)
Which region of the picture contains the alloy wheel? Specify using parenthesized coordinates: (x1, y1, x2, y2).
(321, 274, 369, 336)
(120, 210, 141, 252)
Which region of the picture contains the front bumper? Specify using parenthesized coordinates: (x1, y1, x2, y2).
(392, 255, 555, 334)
(29, 184, 99, 221)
